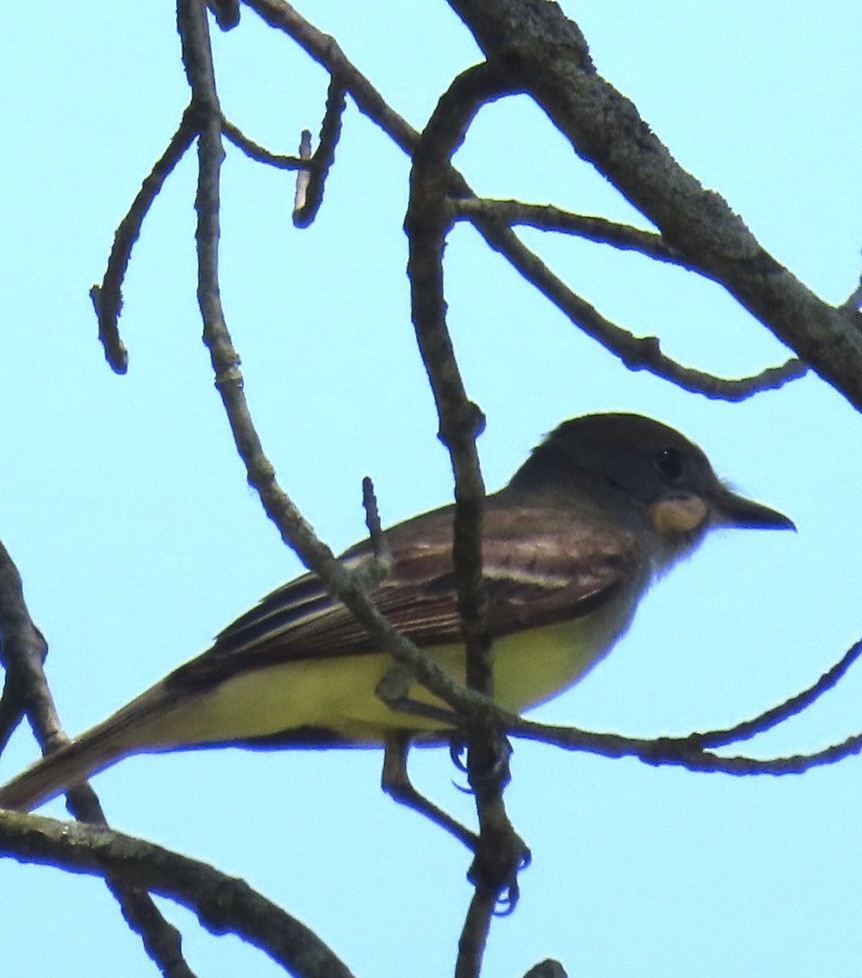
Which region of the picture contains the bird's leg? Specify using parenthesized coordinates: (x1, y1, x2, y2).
(381, 731, 479, 851)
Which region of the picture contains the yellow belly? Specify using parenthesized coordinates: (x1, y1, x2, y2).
(149, 601, 635, 749)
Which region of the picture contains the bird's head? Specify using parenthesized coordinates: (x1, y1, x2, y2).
(507, 412, 794, 563)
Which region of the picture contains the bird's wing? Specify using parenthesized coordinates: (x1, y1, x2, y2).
(169, 504, 645, 690)
(0, 505, 644, 812)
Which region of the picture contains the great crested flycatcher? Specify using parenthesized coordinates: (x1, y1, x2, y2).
(0, 413, 793, 813)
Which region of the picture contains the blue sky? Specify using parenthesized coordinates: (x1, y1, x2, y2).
(2, 2, 861, 976)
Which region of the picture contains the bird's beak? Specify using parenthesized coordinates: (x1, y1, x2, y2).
(713, 487, 796, 531)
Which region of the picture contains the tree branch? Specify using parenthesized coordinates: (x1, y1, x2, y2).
(242, 0, 810, 402)
(511, 719, 862, 777)
(452, 198, 684, 263)
(0, 537, 196, 977)
(222, 117, 311, 169)
(0, 810, 356, 978)
(446, 0, 862, 410)
(91, 109, 197, 374)
(692, 639, 862, 750)
(293, 77, 347, 227)
(408, 61, 535, 977)
(465, 215, 807, 400)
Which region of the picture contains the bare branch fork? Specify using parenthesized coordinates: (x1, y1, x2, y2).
(243, 0, 807, 403)
(90, 0, 806, 401)
(446, 0, 862, 408)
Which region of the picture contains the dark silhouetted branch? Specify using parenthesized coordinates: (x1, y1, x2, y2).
(222, 117, 310, 170)
(448, 0, 862, 409)
(694, 638, 862, 749)
(0, 810, 356, 978)
(0, 537, 196, 977)
(453, 198, 682, 263)
(91, 110, 197, 374)
(408, 61, 530, 978)
(293, 77, 346, 227)
(243, 0, 809, 403)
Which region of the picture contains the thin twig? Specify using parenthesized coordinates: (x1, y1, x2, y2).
(245, 0, 417, 155)
(222, 117, 310, 169)
(511, 716, 862, 776)
(694, 638, 862, 749)
(407, 61, 496, 684)
(452, 198, 683, 264)
(361, 477, 387, 560)
(293, 77, 347, 227)
(470, 215, 807, 400)
(91, 109, 197, 374)
(359, 476, 393, 592)
(184, 0, 501, 728)
(451, 0, 862, 411)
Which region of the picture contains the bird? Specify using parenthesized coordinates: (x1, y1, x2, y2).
(0, 413, 794, 821)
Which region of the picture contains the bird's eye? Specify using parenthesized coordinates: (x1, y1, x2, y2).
(656, 446, 684, 481)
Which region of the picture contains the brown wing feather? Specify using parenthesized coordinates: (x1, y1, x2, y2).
(168, 503, 645, 690)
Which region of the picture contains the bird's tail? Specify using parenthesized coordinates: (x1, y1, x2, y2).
(0, 735, 123, 812)
(0, 682, 181, 812)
